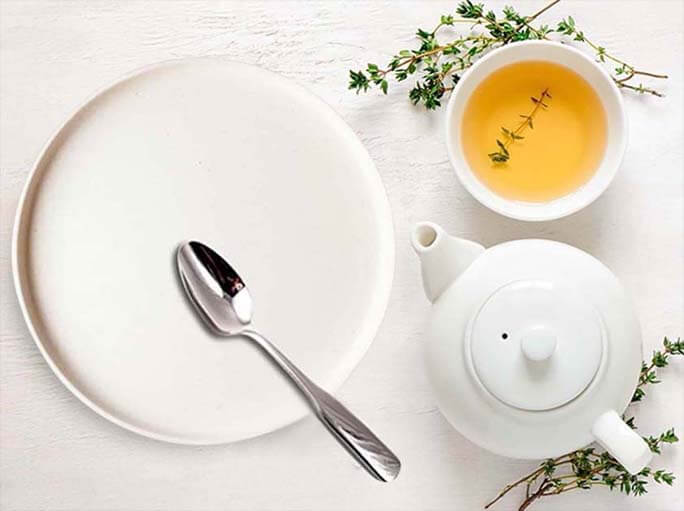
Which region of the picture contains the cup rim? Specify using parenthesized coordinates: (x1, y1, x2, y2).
(445, 40, 627, 222)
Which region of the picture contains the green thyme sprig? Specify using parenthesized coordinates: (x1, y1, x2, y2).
(348, 0, 667, 109)
(555, 15, 668, 97)
(632, 336, 684, 402)
(488, 88, 551, 163)
(485, 337, 683, 511)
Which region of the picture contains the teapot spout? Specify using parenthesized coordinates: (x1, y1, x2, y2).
(411, 222, 485, 303)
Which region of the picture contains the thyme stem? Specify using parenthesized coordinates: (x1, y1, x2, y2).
(484, 469, 544, 509)
(526, 0, 562, 22)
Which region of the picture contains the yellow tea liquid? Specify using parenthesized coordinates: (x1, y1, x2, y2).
(461, 61, 607, 202)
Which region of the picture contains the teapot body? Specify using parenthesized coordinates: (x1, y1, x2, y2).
(414, 230, 649, 472)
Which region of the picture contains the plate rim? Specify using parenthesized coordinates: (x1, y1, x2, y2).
(11, 57, 395, 445)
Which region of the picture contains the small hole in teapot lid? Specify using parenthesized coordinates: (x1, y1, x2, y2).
(501, 333, 508, 340)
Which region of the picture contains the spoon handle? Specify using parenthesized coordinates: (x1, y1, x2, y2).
(242, 329, 401, 482)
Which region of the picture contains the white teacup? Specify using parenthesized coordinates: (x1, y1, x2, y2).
(445, 40, 627, 222)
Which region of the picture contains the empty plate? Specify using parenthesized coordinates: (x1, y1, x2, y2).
(12, 58, 394, 444)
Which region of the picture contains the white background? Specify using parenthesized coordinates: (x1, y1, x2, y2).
(1, 1, 682, 510)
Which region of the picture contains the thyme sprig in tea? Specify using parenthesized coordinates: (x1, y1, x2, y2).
(485, 337, 683, 511)
(488, 88, 551, 163)
(348, 0, 667, 109)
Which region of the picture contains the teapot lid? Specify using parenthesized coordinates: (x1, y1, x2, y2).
(468, 280, 604, 411)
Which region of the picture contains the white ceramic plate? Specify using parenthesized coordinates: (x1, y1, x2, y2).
(12, 58, 394, 444)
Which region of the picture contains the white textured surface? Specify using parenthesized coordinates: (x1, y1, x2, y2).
(1, 1, 682, 510)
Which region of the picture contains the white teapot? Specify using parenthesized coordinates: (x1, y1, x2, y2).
(411, 222, 652, 474)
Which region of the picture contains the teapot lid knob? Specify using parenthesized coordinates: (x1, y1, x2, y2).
(521, 328, 557, 362)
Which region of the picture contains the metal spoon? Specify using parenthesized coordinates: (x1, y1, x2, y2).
(176, 241, 401, 482)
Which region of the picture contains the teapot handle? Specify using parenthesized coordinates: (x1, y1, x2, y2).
(591, 410, 652, 474)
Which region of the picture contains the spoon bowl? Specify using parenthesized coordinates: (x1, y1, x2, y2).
(177, 241, 253, 334)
